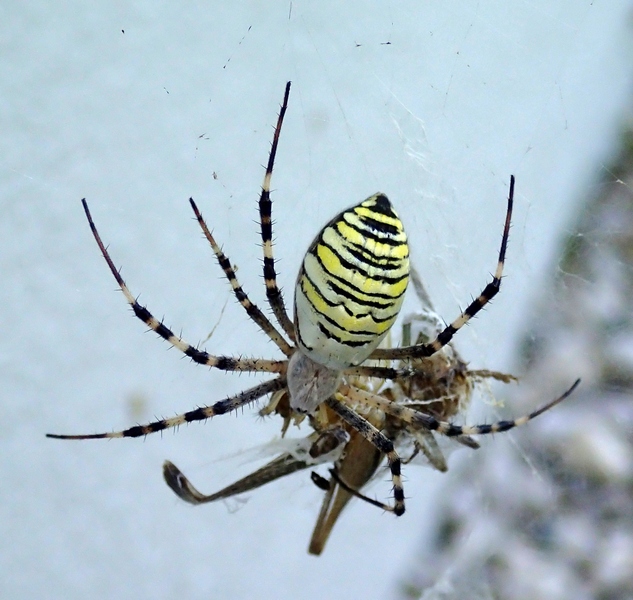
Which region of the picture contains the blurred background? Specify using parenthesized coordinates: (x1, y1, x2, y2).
(2, 2, 632, 599)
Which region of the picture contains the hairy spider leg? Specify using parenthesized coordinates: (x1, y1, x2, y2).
(326, 394, 406, 516)
(78, 199, 286, 374)
(371, 175, 515, 361)
(188, 197, 293, 356)
(47, 378, 285, 440)
(258, 81, 296, 341)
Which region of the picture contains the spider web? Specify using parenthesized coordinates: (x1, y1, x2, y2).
(2, 2, 632, 600)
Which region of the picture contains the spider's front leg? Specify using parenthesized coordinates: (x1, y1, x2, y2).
(372, 175, 515, 361)
(258, 81, 296, 341)
(80, 199, 286, 374)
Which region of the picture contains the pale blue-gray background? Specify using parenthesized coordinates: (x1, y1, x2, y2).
(2, 2, 631, 599)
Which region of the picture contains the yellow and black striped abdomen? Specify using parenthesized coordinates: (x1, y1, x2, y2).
(294, 193, 409, 370)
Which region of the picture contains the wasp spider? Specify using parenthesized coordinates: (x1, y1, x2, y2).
(159, 270, 531, 555)
(48, 81, 579, 521)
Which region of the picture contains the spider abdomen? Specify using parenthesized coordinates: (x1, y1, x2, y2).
(294, 193, 410, 370)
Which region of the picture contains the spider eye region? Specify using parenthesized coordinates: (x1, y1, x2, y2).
(293, 193, 410, 370)
(287, 351, 342, 414)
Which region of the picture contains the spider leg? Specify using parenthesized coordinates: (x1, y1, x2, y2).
(189, 198, 293, 356)
(340, 378, 580, 438)
(326, 393, 405, 516)
(47, 377, 284, 440)
(371, 175, 515, 361)
(344, 365, 516, 384)
(81, 199, 285, 374)
(258, 81, 296, 342)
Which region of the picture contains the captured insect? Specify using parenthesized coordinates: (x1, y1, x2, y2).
(48, 81, 579, 537)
